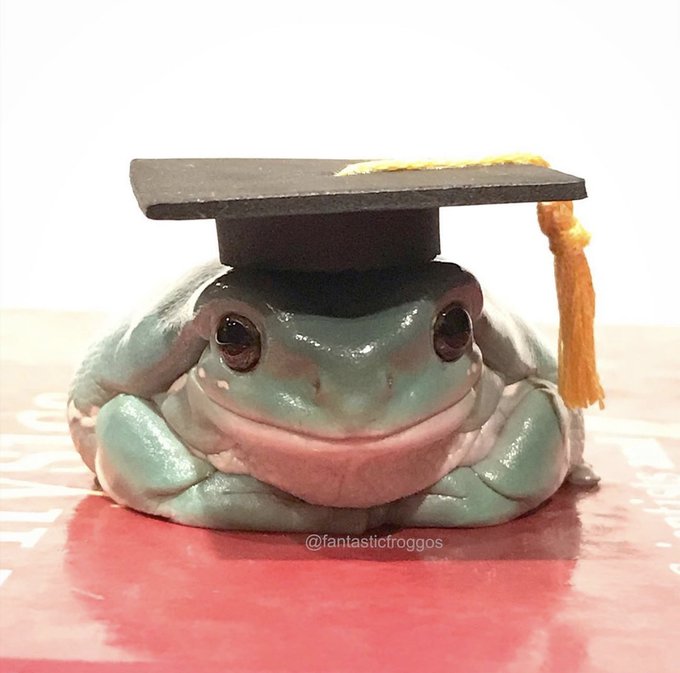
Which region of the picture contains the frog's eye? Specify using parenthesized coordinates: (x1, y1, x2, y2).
(433, 303, 472, 362)
(215, 313, 261, 372)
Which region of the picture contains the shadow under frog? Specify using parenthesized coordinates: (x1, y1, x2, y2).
(68, 261, 598, 533)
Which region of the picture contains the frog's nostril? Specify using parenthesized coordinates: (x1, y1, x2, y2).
(386, 372, 394, 390)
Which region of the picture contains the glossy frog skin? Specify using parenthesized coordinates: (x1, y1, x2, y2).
(68, 261, 596, 533)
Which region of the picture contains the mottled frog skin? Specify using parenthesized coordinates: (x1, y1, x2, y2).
(68, 261, 596, 533)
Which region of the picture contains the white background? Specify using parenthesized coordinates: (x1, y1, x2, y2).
(1, 0, 678, 324)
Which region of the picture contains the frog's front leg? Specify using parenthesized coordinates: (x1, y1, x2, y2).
(387, 382, 570, 527)
(95, 394, 375, 533)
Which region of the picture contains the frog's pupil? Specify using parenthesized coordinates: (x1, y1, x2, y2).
(433, 304, 472, 362)
(218, 320, 250, 352)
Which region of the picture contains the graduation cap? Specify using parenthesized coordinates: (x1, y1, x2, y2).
(129, 155, 604, 409)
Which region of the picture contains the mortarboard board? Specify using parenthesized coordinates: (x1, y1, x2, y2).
(130, 157, 586, 272)
(129, 155, 603, 410)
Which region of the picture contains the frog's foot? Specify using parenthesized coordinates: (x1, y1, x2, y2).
(95, 394, 378, 533)
(567, 462, 601, 488)
(386, 383, 571, 527)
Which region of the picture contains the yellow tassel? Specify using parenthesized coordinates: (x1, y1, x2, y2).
(537, 201, 605, 409)
(336, 154, 605, 410)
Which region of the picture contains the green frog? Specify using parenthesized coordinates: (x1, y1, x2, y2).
(68, 261, 597, 533)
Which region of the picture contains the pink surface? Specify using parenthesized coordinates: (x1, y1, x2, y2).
(1, 316, 679, 672)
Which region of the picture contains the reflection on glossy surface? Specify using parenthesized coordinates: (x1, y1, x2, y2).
(62, 488, 585, 670)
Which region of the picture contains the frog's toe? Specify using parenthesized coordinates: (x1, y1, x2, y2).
(567, 462, 601, 488)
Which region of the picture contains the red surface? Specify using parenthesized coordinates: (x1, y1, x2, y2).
(1, 317, 679, 673)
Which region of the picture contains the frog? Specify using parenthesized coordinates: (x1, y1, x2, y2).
(68, 260, 598, 533)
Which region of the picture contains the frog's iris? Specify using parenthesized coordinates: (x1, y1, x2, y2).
(216, 313, 262, 372)
(433, 304, 472, 362)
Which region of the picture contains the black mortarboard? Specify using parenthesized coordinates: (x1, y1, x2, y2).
(129, 158, 586, 272)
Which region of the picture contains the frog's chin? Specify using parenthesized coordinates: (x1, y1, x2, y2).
(192, 385, 479, 508)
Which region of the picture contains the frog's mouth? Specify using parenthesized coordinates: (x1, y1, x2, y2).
(208, 392, 473, 451)
(183, 376, 480, 508)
